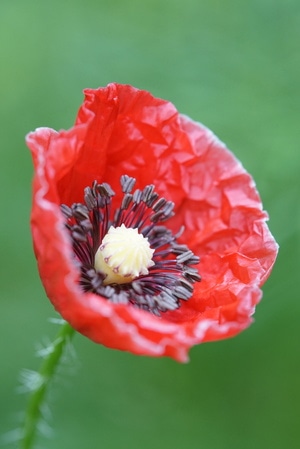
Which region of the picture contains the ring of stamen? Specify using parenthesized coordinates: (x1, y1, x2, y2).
(61, 175, 201, 316)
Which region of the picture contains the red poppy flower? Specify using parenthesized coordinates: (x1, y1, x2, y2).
(26, 83, 278, 362)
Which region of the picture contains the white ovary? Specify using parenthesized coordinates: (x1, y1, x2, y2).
(94, 224, 155, 285)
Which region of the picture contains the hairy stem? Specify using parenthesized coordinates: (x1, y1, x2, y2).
(19, 321, 75, 449)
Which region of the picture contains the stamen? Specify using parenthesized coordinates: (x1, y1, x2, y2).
(121, 174, 136, 193)
(61, 176, 201, 316)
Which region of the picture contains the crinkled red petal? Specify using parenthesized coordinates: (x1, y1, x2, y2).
(26, 83, 278, 362)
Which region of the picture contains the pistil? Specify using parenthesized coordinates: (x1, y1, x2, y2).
(94, 224, 155, 285)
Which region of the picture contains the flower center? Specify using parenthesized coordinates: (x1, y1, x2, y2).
(61, 175, 201, 316)
(94, 224, 155, 285)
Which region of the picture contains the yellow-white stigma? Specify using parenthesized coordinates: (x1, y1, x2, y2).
(94, 224, 155, 285)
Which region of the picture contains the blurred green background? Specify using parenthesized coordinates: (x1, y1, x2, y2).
(1, 0, 299, 448)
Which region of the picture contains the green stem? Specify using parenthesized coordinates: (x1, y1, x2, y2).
(19, 321, 76, 449)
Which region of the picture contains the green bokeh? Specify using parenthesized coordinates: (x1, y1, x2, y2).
(1, 0, 299, 448)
